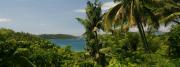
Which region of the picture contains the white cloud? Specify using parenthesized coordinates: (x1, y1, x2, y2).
(158, 24, 174, 32)
(73, 1, 118, 13)
(129, 25, 172, 32)
(129, 26, 148, 32)
(0, 18, 12, 23)
(73, 9, 86, 13)
(102, 1, 118, 11)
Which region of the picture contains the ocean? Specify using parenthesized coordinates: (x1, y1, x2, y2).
(50, 39, 85, 51)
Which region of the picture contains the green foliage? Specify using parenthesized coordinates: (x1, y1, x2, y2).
(168, 25, 180, 58)
(0, 28, 81, 67)
(98, 30, 180, 66)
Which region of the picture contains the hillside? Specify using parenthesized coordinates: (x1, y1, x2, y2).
(39, 34, 78, 39)
(0, 28, 81, 66)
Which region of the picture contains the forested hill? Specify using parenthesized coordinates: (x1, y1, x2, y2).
(0, 28, 80, 66)
(39, 34, 78, 39)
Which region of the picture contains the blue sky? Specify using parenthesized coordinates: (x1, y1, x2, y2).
(0, 0, 112, 36)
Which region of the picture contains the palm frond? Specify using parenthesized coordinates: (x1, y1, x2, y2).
(76, 18, 89, 29)
(129, 1, 136, 27)
(159, 12, 180, 26)
(103, 3, 121, 31)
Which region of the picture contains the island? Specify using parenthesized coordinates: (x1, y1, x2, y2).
(39, 34, 78, 39)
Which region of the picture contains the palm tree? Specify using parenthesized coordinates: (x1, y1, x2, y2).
(103, 0, 162, 52)
(103, 0, 180, 52)
(76, 0, 106, 66)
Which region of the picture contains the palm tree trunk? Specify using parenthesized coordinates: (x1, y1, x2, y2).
(94, 31, 106, 67)
(136, 18, 151, 53)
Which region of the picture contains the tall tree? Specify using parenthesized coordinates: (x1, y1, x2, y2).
(103, 0, 161, 52)
(103, 0, 180, 52)
(76, 0, 106, 66)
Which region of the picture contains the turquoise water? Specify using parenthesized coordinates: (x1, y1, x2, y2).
(50, 39, 85, 51)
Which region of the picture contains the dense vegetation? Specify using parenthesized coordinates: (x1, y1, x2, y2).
(0, 0, 180, 67)
(39, 34, 78, 39)
(0, 28, 84, 67)
(0, 25, 180, 67)
(98, 25, 180, 67)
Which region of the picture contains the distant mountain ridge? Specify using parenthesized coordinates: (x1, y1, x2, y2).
(39, 34, 78, 39)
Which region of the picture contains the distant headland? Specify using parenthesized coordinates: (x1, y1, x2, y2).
(39, 34, 78, 39)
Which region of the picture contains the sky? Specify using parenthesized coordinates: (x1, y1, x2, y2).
(0, 0, 113, 36)
(0, 0, 172, 36)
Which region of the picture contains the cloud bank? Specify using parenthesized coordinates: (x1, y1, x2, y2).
(0, 18, 12, 23)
